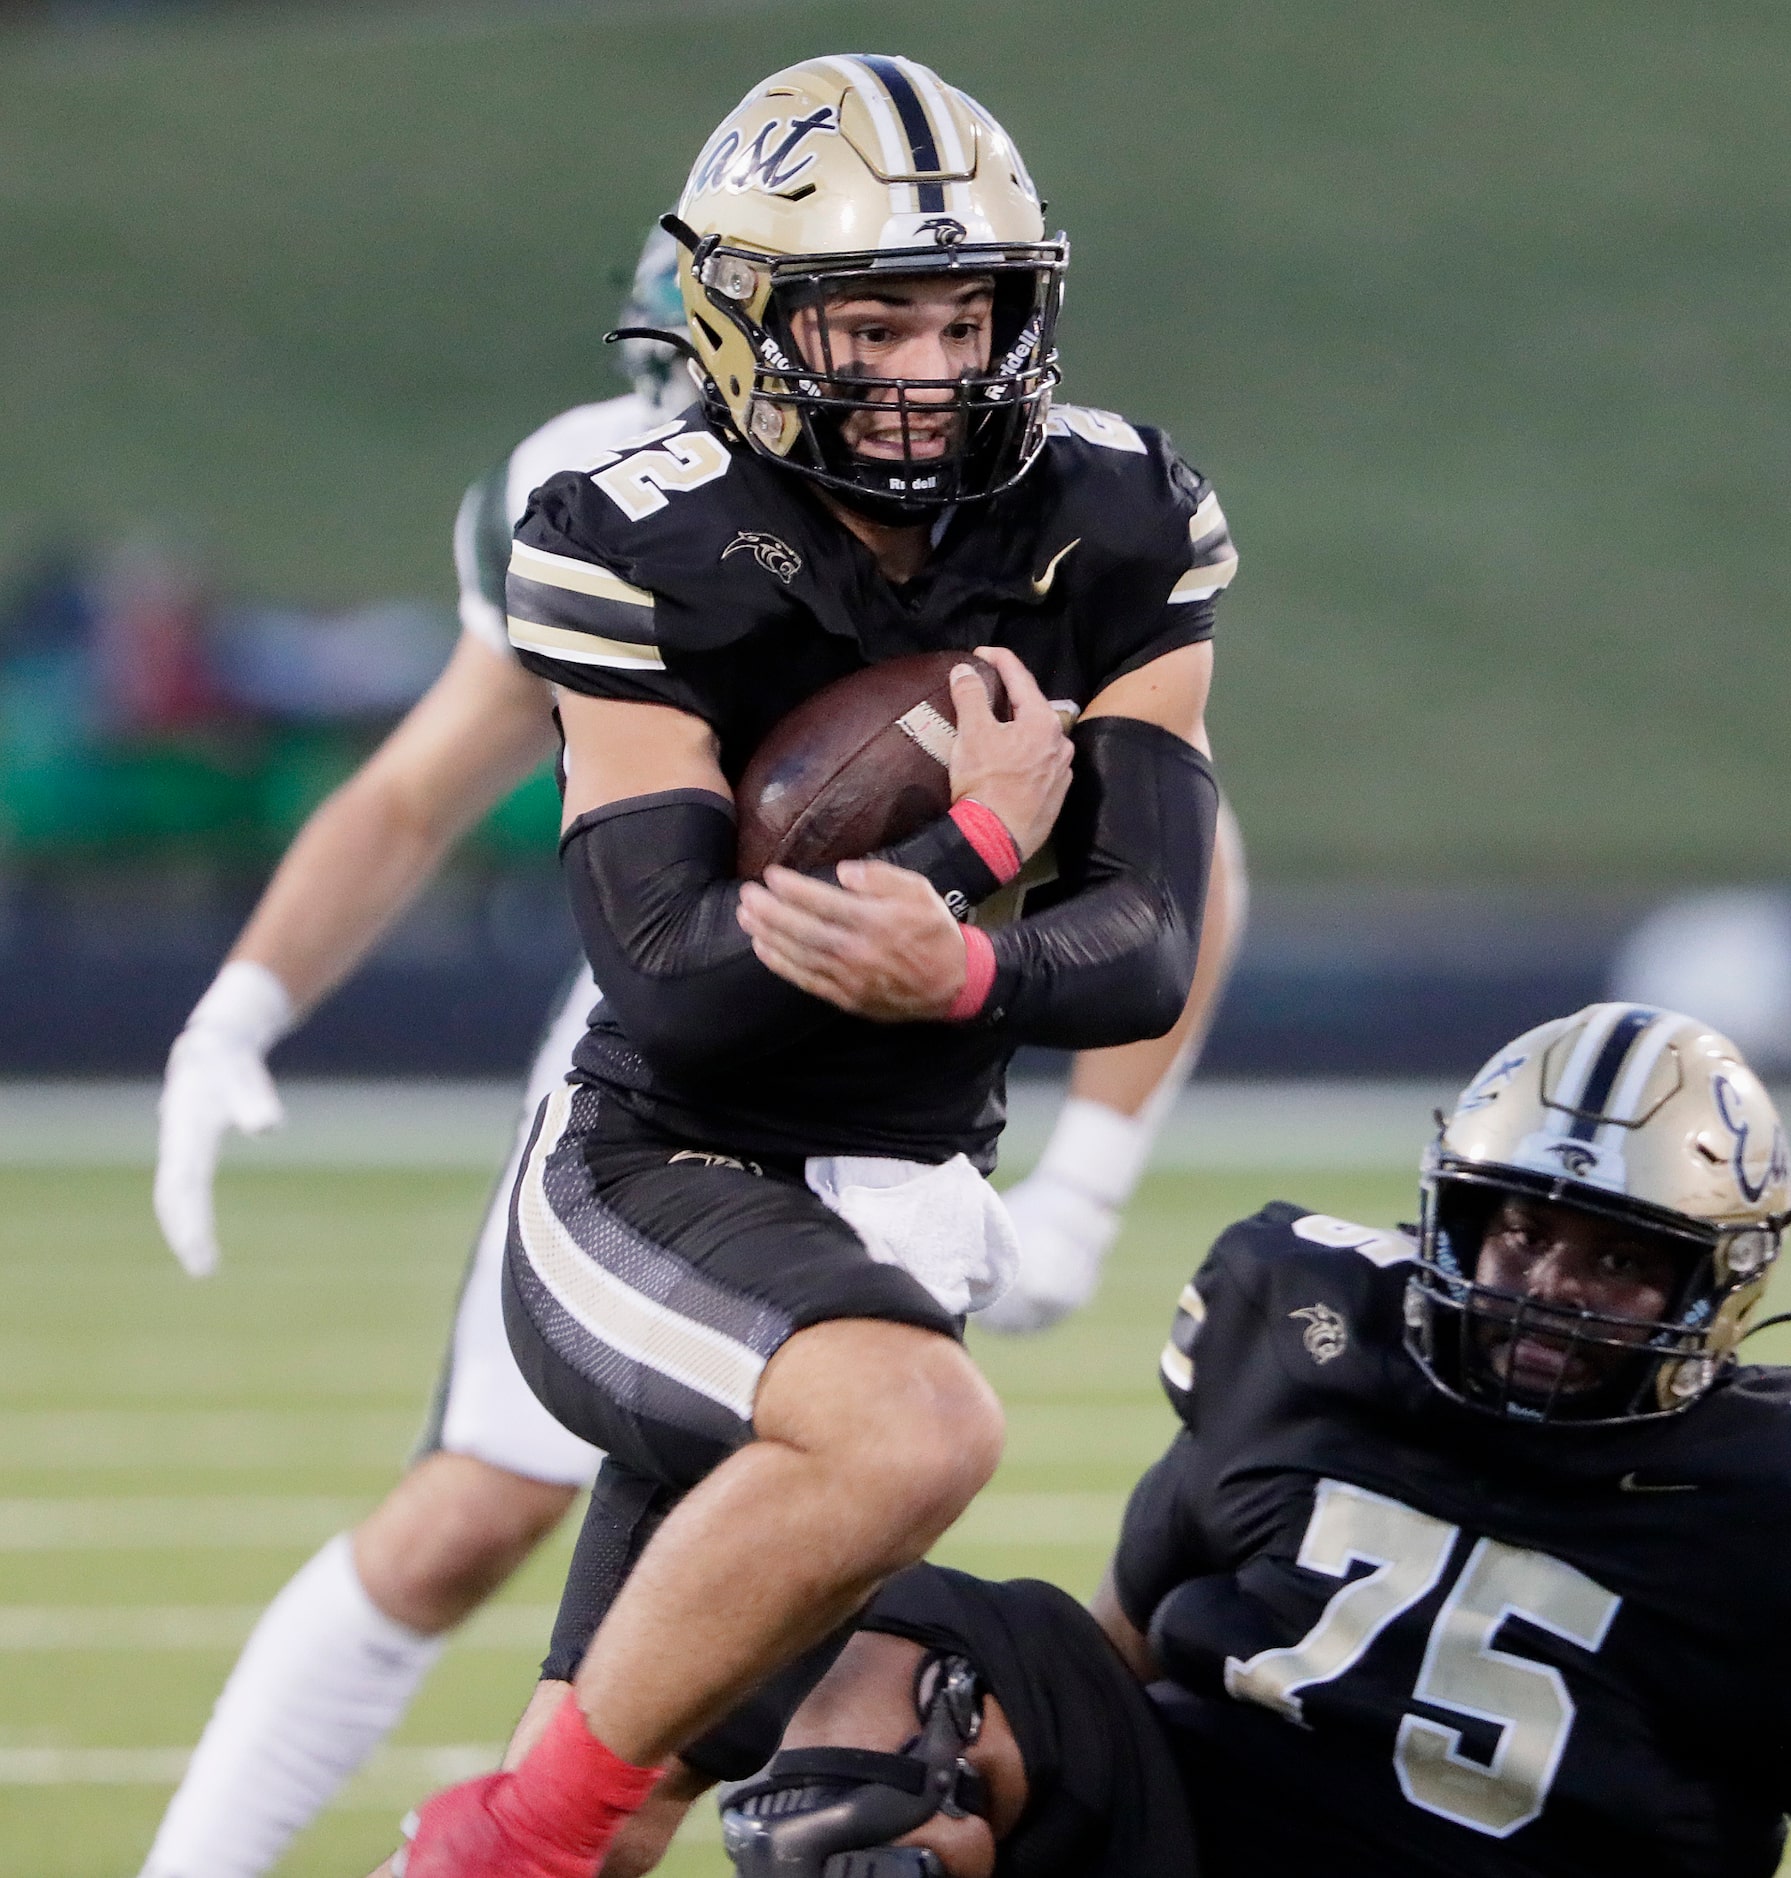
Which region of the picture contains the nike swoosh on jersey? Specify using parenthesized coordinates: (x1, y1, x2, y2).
(1617, 1471, 1698, 1493)
(1030, 538, 1081, 596)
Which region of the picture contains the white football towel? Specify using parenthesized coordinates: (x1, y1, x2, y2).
(805, 1153, 1020, 1318)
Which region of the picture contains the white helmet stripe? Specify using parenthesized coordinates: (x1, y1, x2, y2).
(898, 57, 970, 173)
(815, 55, 912, 220)
(1544, 1000, 1634, 1129)
(818, 56, 908, 169)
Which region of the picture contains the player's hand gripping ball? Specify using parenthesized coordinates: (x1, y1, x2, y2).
(734, 649, 1007, 876)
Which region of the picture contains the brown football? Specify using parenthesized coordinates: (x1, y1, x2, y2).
(735, 650, 1007, 877)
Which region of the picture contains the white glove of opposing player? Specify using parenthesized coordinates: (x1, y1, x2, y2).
(154, 960, 294, 1277)
(973, 1171, 1120, 1334)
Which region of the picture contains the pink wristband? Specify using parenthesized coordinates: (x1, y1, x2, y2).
(948, 799, 1021, 884)
(946, 924, 997, 1022)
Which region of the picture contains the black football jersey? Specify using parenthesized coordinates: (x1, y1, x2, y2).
(1115, 1203, 1791, 1878)
(864, 1562, 1201, 1878)
(505, 403, 1235, 1166)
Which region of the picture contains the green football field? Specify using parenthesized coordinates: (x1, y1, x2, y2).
(6, 1153, 1791, 1875)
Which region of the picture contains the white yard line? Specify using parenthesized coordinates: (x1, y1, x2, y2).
(0, 1497, 365, 1549)
(0, 1491, 1122, 1553)
(0, 1604, 560, 1650)
(0, 1408, 418, 1470)
(0, 1741, 732, 1828)
(0, 1743, 500, 1801)
(0, 1078, 1465, 1170)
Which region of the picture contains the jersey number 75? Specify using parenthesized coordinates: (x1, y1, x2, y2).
(1223, 1478, 1619, 1839)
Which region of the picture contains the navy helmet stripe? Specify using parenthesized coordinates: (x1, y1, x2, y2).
(1566, 1006, 1658, 1139)
(860, 54, 948, 209)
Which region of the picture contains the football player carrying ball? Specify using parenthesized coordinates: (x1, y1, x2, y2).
(393, 54, 1238, 1878)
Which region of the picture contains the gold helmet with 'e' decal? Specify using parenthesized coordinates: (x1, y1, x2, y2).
(1408, 1002, 1790, 1422)
(660, 55, 1068, 515)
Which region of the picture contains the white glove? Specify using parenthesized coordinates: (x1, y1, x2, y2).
(974, 1172, 1120, 1333)
(154, 961, 294, 1277)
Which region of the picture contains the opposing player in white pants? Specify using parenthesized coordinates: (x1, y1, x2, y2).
(138, 232, 687, 1878)
(138, 231, 1249, 1876)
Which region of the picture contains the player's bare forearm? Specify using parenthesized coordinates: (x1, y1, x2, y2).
(1082, 640, 1213, 753)
(231, 635, 555, 1013)
(557, 690, 728, 825)
(1089, 1566, 1159, 1682)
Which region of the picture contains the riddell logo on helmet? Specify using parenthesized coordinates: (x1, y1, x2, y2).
(692, 108, 840, 196)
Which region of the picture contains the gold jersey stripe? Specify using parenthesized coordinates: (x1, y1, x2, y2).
(516, 1086, 765, 1417)
(1170, 551, 1239, 602)
(507, 617, 666, 670)
(1160, 1342, 1194, 1392)
(1187, 490, 1227, 540)
(510, 540, 654, 608)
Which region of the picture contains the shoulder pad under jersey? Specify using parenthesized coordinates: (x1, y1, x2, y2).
(507, 411, 812, 686)
(1035, 404, 1238, 611)
(455, 393, 683, 656)
(1160, 1203, 1415, 1418)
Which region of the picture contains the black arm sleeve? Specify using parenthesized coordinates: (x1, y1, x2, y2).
(559, 789, 1015, 1079)
(560, 790, 832, 1078)
(1113, 1433, 1217, 1633)
(984, 716, 1218, 1049)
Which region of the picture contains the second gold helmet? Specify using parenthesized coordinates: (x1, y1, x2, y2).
(1408, 1002, 1789, 1421)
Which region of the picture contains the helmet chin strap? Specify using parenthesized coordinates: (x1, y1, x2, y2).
(820, 479, 943, 529)
(721, 1654, 986, 1878)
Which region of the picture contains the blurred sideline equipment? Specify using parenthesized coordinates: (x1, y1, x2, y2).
(138, 220, 1243, 1876)
(1610, 888, 1791, 1076)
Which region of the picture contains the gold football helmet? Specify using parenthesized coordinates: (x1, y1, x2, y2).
(662, 55, 1067, 512)
(1408, 1002, 1790, 1421)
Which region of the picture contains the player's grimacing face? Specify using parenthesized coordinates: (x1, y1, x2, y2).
(787, 275, 995, 461)
(1471, 1196, 1685, 1400)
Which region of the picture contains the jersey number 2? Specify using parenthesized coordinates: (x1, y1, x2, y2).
(1223, 1479, 1619, 1839)
(594, 433, 731, 521)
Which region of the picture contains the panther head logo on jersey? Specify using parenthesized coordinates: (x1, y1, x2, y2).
(1290, 1302, 1348, 1364)
(721, 531, 803, 584)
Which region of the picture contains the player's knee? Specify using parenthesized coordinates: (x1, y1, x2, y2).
(853, 1343, 1004, 1540)
(355, 1454, 577, 1630)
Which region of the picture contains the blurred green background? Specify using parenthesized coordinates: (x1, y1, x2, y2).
(4, 0, 1785, 882)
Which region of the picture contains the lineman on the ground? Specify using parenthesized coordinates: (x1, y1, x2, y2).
(1100, 1003, 1791, 1877)
(695, 1006, 1791, 1878)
